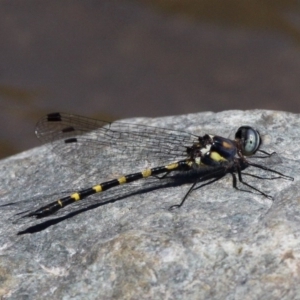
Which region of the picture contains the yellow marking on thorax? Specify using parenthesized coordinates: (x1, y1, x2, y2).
(187, 160, 194, 167)
(57, 200, 63, 207)
(210, 151, 227, 162)
(93, 185, 102, 193)
(222, 141, 233, 149)
(142, 169, 152, 178)
(71, 192, 80, 201)
(195, 158, 201, 166)
(165, 162, 179, 170)
(118, 176, 127, 184)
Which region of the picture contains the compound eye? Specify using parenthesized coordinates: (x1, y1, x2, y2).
(235, 126, 261, 156)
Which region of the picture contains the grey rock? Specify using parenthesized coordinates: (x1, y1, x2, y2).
(0, 110, 299, 299)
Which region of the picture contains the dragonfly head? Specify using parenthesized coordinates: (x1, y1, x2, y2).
(235, 126, 261, 156)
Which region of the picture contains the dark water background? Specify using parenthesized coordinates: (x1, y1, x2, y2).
(1, 0, 300, 158)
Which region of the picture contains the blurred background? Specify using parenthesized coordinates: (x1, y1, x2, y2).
(1, 0, 300, 159)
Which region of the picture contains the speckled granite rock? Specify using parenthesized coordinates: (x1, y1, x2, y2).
(0, 110, 299, 299)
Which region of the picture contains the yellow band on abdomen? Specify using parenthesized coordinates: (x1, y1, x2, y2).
(71, 193, 80, 201)
(118, 176, 127, 184)
(93, 185, 102, 193)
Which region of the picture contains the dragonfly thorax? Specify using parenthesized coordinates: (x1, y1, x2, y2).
(187, 134, 238, 167)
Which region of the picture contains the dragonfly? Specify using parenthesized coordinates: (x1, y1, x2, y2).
(21, 112, 293, 219)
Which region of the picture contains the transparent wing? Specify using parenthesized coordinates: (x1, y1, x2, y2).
(35, 113, 199, 172)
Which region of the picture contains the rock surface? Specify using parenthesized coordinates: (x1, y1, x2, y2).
(0, 110, 299, 299)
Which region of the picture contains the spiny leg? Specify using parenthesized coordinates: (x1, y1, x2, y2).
(169, 168, 227, 210)
(241, 172, 284, 180)
(234, 168, 273, 200)
(254, 150, 276, 158)
(231, 172, 260, 196)
(248, 162, 294, 181)
(168, 181, 198, 210)
(232, 162, 294, 199)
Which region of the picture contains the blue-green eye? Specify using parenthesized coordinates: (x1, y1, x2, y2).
(235, 126, 261, 156)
